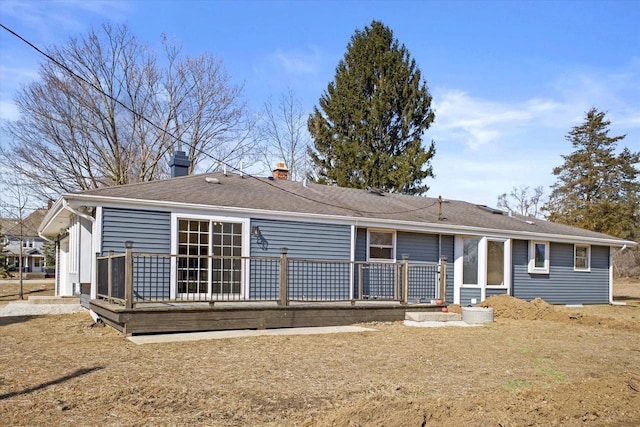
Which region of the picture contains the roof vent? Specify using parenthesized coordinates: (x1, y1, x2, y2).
(477, 205, 504, 215)
(205, 177, 220, 184)
(368, 187, 385, 196)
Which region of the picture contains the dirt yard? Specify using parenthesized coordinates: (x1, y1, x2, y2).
(0, 279, 639, 426)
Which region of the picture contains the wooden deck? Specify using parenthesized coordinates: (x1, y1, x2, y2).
(90, 300, 444, 335)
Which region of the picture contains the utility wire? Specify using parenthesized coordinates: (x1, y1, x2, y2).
(0, 23, 437, 216)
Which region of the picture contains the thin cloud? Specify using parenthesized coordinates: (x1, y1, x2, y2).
(269, 47, 323, 76)
(432, 89, 564, 150)
(1, 0, 131, 36)
(0, 100, 19, 121)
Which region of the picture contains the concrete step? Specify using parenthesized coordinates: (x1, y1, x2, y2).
(28, 296, 80, 305)
(405, 311, 462, 322)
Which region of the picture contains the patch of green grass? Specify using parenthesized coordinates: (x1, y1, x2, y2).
(503, 379, 532, 391)
(534, 357, 566, 382)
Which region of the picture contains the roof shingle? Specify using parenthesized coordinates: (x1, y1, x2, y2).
(72, 172, 629, 243)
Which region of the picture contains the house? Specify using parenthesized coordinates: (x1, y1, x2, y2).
(38, 154, 636, 333)
(1, 209, 49, 276)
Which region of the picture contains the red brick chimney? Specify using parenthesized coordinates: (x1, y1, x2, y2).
(272, 162, 289, 180)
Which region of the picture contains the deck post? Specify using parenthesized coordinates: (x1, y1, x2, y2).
(358, 263, 363, 301)
(439, 256, 447, 304)
(402, 255, 409, 304)
(278, 247, 289, 307)
(124, 241, 134, 310)
(107, 250, 114, 302)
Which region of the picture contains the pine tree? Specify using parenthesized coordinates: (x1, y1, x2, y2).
(42, 240, 56, 271)
(544, 108, 640, 240)
(307, 20, 435, 195)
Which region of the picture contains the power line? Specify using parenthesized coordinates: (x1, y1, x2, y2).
(0, 23, 435, 217)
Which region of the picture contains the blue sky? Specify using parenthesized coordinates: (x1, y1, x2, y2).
(1, 0, 638, 206)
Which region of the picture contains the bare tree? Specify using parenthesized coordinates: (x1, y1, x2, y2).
(1, 24, 253, 200)
(256, 88, 310, 180)
(497, 185, 544, 218)
(159, 36, 256, 174)
(0, 173, 37, 299)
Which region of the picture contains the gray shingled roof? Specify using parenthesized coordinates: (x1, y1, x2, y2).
(0, 209, 47, 238)
(68, 171, 632, 245)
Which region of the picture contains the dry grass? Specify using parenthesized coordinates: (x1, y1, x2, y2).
(0, 279, 55, 305)
(1, 279, 639, 425)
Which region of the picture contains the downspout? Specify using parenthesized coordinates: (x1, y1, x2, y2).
(38, 231, 54, 243)
(63, 200, 95, 224)
(63, 200, 96, 300)
(609, 245, 628, 304)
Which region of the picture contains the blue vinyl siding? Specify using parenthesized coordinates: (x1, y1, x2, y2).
(102, 208, 171, 254)
(441, 235, 455, 303)
(486, 288, 508, 298)
(512, 240, 610, 304)
(250, 219, 350, 259)
(355, 228, 367, 262)
(249, 219, 352, 299)
(460, 287, 481, 306)
(102, 208, 171, 300)
(354, 230, 451, 301)
(396, 232, 439, 262)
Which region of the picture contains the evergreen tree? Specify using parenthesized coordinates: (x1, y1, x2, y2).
(307, 20, 435, 195)
(544, 108, 640, 240)
(42, 240, 56, 271)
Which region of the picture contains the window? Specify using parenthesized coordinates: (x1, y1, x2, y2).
(211, 222, 243, 294)
(528, 241, 549, 274)
(486, 240, 505, 286)
(574, 245, 590, 271)
(462, 238, 480, 285)
(176, 219, 244, 296)
(177, 219, 210, 295)
(368, 230, 394, 261)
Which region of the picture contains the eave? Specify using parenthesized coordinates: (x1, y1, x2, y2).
(40, 193, 637, 249)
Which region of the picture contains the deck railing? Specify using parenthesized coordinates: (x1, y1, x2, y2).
(96, 244, 447, 309)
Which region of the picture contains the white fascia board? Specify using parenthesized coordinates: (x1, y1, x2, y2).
(64, 194, 637, 248)
(38, 197, 68, 236)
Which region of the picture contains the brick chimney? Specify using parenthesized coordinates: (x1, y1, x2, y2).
(169, 150, 190, 178)
(272, 162, 289, 180)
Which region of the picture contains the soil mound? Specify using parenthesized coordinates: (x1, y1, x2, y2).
(473, 294, 639, 332)
(478, 294, 552, 320)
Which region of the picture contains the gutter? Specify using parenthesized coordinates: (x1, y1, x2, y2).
(38, 198, 95, 240)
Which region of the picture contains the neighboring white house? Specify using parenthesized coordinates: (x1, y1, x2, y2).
(1, 209, 49, 275)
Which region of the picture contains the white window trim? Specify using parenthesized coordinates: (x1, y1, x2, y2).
(574, 244, 591, 272)
(462, 237, 483, 288)
(486, 238, 511, 289)
(170, 213, 250, 299)
(528, 241, 550, 274)
(366, 229, 396, 262)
